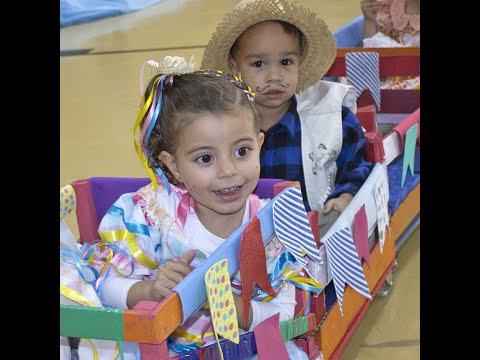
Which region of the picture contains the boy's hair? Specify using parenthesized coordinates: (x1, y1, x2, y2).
(140, 71, 259, 185)
(230, 20, 305, 60)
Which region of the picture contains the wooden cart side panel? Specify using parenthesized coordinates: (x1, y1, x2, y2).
(123, 292, 183, 344)
(316, 183, 419, 359)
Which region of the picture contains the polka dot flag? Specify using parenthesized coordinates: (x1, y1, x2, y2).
(60, 185, 76, 220)
(205, 259, 239, 359)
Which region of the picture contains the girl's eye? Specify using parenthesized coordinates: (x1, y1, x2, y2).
(235, 146, 250, 158)
(195, 154, 214, 165)
(252, 61, 263, 68)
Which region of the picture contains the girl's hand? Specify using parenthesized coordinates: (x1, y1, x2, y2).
(150, 249, 196, 301)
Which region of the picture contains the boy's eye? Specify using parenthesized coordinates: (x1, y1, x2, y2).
(195, 154, 214, 165)
(252, 61, 263, 68)
(281, 59, 293, 66)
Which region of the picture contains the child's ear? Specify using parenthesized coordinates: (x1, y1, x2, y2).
(228, 56, 239, 75)
(159, 151, 182, 182)
(258, 131, 265, 147)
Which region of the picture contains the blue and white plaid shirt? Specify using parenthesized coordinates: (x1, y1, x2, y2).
(260, 97, 374, 212)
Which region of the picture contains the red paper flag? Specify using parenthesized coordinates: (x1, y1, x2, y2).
(253, 313, 289, 360)
(239, 216, 277, 327)
(353, 205, 371, 267)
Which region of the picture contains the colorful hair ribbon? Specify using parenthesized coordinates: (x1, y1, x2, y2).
(134, 61, 172, 193)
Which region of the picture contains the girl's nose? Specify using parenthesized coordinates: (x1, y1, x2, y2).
(217, 157, 237, 178)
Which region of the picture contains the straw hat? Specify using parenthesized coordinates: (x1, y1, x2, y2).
(201, 0, 337, 93)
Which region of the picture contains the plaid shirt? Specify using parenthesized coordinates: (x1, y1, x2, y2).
(260, 97, 374, 212)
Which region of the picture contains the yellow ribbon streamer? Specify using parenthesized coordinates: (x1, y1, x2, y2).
(261, 267, 323, 302)
(60, 284, 96, 307)
(99, 229, 159, 270)
(133, 76, 161, 190)
(172, 327, 215, 347)
(83, 339, 99, 360)
(82, 336, 120, 360)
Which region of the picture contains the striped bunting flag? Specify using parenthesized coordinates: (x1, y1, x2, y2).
(272, 186, 322, 272)
(345, 52, 381, 110)
(324, 227, 372, 315)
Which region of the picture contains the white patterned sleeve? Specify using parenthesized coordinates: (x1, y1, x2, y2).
(248, 282, 296, 331)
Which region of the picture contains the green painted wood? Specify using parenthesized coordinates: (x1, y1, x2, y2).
(60, 304, 124, 341)
(280, 316, 308, 341)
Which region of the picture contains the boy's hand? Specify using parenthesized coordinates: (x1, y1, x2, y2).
(150, 249, 196, 301)
(323, 193, 354, 214)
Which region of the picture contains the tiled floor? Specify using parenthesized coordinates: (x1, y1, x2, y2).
(60, 1, 420, 359)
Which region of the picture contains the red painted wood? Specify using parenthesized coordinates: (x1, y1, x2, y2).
(71, 179, 99, 244)
(273, 180, 301, 196)
(356, 105, 377, 132)
(336, 47, 420, 56)
(356, 89, 419, 114)
(139, 341, 169, 360)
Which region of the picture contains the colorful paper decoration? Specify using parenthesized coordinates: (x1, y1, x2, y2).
(272, 186, 322, 275)
(60, 185, 76, 220)
(239, 216, 277, 327)
(374, 169, 390, 253)
(205, 259, 239, 360)
(323, 227, 372, 315)
(253, 313, 289, 360)
(401, 123, 419, 188)
(345, 52, 381, 110)
(353, 205, 371, 267)
(393, 108, 420, 149)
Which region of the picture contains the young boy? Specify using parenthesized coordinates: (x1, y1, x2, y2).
(201, 0, 374, 234)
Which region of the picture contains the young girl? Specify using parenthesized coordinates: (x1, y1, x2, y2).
(90, 56, 308, 358)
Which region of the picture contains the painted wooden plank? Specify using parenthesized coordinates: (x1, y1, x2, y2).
(123, 293, 183, 344)
(71, 179, 99, 244)
(60, 304, 124, 341)
(314, 183, 419, 359)
(336, 47, 420, 56)
(326, 54, 419, 77)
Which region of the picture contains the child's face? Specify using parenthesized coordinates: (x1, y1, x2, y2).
(160, 107, 264, 219)
(229, 21, 300, 112)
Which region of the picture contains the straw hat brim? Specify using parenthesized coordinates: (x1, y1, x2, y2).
(201, 0, 337, 93)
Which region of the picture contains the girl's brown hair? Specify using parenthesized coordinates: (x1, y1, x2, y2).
(140, 70, 259, 184)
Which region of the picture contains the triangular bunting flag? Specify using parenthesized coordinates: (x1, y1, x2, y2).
(345, 52, 381, 110)
(374, 168, 390, 253)
(253, 313, 289, 360)
(324, 227, 372, 315)
(239, 216, 277, 327)
(353, 205, 371, 267)
(401, 123, 419, 188)
(272, 186, 322, 274)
